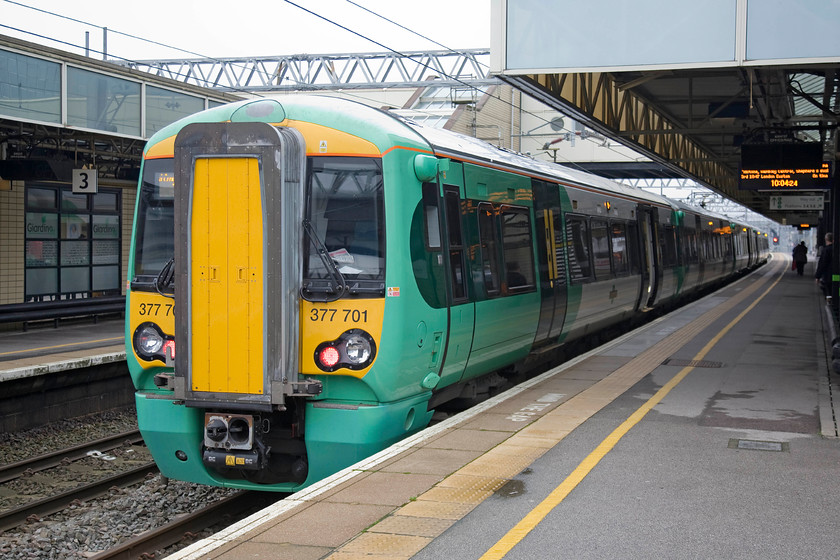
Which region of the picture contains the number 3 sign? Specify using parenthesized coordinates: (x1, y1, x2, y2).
(72, 168, 98, 194)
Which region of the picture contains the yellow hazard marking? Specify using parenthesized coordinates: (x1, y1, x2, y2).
(0, 337, 122, 357)
(480, 265, 785, 560)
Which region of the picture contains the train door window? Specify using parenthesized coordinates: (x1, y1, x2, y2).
(445, 189, 468, 302)
(684, 221, 699, 264)
(591, 219, 611, 280)
(477, 202, 500, 296)
(566, 215, 592, 283)
(610, 221, 630, 276)
(500, 207, 535, 293)
(627, 221, 641, 274)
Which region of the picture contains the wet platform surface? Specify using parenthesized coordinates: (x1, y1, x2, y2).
(165, 253, 840, 559)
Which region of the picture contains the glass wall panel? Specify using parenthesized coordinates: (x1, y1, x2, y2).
(0, 49, 61, 123)
(506, 0, 735, 70)
(146, 86, 205, 136)
(26, 268, 57, 296)
(746, 0, 840, 60)
(26, 212, 58, 239)
(67, 67, 141, 135)
(93, 265, 119, 291)
(61, 267, 90, 293)
(24, 185, 122, 299)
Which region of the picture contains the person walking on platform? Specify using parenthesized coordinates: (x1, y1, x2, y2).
(815, 233, 834, 297)
(792, 241, 808, 276)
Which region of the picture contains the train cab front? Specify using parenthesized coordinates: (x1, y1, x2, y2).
(128, 102, 438, 491)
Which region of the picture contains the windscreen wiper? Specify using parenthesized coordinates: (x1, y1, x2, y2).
(302, 220, 347, 302)
(155, 257, 175, 298)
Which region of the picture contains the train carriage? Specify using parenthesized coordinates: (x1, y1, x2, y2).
(127, 96, 767, 492)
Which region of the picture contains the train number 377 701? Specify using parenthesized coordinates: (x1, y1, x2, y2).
(137, 303, 174, 317)
(309, 309, 368, 323)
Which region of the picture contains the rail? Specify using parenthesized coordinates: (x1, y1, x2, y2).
(0, 296, 125, 329)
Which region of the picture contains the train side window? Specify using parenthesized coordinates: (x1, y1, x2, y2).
(477, 202, 501, 296)
(422, 183, 441, 250)
(611, 221, 630, 276)
(591, 219, 611, 280)
(566, 215, 592, 283)
(659, 225, 678, 267)
(501, 207, 535, 293)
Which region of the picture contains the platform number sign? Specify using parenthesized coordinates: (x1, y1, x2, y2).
(72, 168, 98, 194)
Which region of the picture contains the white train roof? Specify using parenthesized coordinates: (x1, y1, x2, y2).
(402, 117, 675, 209)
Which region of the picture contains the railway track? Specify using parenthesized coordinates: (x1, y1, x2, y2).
(0, 462, 158, 533)
(0, 429, 144, 484)
(89, 490, 280, 560)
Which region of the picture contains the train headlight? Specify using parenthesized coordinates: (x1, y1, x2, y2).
(315, 329, 376, 372)
(344, 333, 372, 364)
(133, 322, 174, 362)
(137, 324, 163, 354)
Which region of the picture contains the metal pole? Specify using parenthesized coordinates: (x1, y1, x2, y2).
(102, 27, 107, 61)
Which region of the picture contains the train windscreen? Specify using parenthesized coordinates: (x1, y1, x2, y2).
(133, 158, 175, 286)
(303, 156, 385, 294)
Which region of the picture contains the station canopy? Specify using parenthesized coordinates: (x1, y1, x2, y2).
(491, 0, 840, 225)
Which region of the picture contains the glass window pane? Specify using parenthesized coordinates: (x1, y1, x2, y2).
(93, 265, 119, 291)
(567, 217, 591, 282)
(591, 219, 611, 279)
(27, 187, 58, 210)
(26, 268, 57, 296)
(304, 156, 385, 282)
(93, 191, 118, 212)
(67, 67, 141, 135)
(0, 49, 61, 123)
(26, 212, 58, 239)
(93, 240, 120, 264)
(62, 191, 88, 211)
(61, 240, 90, 265)
(61, 214, 89, 239)
(92, 215, 120, 239)
(478, 203, 500, 295)
(501, 209, 534, 290)
(26, 240, 58, 266)
(61, 267, 90, 293)
(611, 222, 629, 275)
(145, 86, 206, 136)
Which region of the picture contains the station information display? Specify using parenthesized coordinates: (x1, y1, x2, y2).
(739, 162, 831, 190)
(739, 142, 831, 190)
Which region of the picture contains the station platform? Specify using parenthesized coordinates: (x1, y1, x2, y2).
(167, 253, 840, 560)
(0, 317, 125, 383)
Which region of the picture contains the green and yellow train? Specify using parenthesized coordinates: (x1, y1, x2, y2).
(127, 96, 769, 491)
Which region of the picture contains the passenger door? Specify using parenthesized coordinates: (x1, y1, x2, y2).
(637, 206, 659, 309)
(533, 180, 567, 342)
(437, 163, 475, 386)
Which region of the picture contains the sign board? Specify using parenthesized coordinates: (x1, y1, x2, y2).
(72, 168, 98, 194)
(739, 143, 831, 190)
(768, 195, 824, 211)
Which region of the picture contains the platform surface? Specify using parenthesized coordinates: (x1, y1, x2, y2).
(158, 253, 840, 560)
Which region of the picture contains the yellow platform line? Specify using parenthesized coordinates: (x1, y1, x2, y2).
(480, 264, 785, 560)
(0, 337, 123, 357)
(325, 260, 783, 559)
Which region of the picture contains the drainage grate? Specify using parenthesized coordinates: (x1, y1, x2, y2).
(728, 439, 789, 452)
(662, 358, 724, 368)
